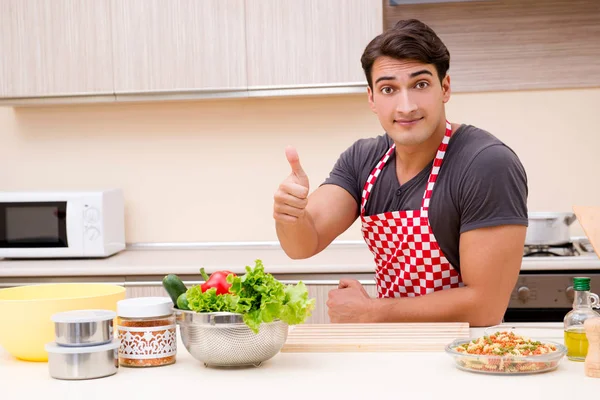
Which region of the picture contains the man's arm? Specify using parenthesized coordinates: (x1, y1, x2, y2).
(328, 224, 526, 326)
(274, 146, 358, 259)
(276, 184, 359, 259)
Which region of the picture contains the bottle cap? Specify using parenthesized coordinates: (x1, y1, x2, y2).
(573, 277, 591, 291)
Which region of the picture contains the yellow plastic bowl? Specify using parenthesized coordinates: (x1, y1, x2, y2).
(0, 283, 126, 362)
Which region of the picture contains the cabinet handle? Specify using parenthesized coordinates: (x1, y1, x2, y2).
(389, 0, 492, 5)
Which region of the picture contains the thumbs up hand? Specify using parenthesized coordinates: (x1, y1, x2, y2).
(285, 146, 310, 190)
(273, 146, 311, 224)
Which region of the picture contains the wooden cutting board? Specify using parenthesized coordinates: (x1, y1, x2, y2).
(280, 322, 470, 353)
(573, 206, 600, 257)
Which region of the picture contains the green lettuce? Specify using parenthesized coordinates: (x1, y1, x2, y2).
(280, 282, 315, 325)
(186, 286, 238, 312)
(185, 259, 315, 333)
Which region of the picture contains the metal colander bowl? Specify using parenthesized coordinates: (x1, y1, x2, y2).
(175, 310, 289, 368)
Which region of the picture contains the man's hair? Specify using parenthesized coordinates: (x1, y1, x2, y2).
(360, 19, 450, 89)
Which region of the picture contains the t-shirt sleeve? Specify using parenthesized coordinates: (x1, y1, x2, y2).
(458, 144, 528, 234)
(320, 143, 361, 206)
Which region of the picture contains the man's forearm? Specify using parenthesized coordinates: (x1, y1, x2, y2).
(276, 213, 319, 259)
(370, 286, 505, 327)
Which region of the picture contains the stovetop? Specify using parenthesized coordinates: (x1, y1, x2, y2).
(520, 237, 600, 273)
(523, 237, 595, 258)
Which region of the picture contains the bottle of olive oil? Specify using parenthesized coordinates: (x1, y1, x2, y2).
(564, 277, 600, 361)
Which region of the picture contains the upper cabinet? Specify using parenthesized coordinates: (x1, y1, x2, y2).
(0, 0, 384, 104)
(384, 0, 600, 92)
(111, 0, 247, 97)
(245, 0, 383, 90)
(4, 0, 598, 104)
(0, 0, 114, 100)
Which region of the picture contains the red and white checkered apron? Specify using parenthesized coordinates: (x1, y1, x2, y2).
(361, 121, 463, 298)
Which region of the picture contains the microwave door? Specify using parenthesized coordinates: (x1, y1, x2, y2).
(0, 202, 68, 248)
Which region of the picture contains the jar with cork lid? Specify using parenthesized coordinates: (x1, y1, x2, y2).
(563, 277, 600, 361)
(116, 297, 177, 368)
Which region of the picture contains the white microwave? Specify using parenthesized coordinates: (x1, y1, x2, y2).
(0, 189, 125, 259)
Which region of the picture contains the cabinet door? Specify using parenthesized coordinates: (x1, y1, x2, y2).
(0, 0, 114, 99)
(124, 281, 378, 324)
(304, 283, 377, 324)
(125, 284, 169, 299)
(245, 0, 383, 88)
(111, 0, 247, 94)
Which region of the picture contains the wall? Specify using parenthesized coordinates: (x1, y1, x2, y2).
(1, 87, 599, 243)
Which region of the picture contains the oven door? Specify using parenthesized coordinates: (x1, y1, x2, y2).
(503, 272, 600, 323)
(503, 307, 572, 323)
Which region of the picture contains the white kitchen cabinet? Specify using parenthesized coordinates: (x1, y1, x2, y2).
(111, 0, 247, 98)
(245, 0, 383, 91)
(0, 0, 115, 100)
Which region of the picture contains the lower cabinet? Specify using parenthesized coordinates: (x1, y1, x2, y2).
(125, 284, 169, 299)
(304, 283, 377, 324)
(124, 281, 378, 325)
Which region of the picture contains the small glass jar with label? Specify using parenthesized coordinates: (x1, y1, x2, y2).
(116, 297, 177, 367)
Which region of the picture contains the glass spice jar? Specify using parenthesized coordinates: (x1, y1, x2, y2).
(116, 297, 177, 368)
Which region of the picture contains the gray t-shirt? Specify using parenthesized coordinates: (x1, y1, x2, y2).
(321, 124, 528, 273)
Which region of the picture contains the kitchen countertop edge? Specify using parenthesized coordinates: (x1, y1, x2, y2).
(1, 245, 599, 278)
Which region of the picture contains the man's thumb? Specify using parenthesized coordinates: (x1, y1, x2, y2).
(285, 146, 308, 180)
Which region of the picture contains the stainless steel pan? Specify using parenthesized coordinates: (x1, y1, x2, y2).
(525, 212, 577, 246)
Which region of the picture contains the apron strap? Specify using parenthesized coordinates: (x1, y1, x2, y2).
(420, 121, 453, 212)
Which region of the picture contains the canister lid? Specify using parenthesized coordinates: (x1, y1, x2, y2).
(117, 297, 174, 318)
(45, 339, 119, 354)
(51, 309, 116, 323)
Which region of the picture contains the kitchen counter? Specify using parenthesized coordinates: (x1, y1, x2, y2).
(1, 241, 599, 279)
(0, 323, 597, 399)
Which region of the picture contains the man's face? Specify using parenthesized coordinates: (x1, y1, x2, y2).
(367, 56, 451, 147)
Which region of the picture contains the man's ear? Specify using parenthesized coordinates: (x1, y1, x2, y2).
(367, 86, 377, 114)
(442, 74, 451, 103)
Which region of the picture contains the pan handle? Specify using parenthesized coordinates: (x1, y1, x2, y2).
(564, 214, 577, 226)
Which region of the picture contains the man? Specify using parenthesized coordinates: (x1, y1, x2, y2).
(272, 19, 528, 327)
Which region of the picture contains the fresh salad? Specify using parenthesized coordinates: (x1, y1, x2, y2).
(450, 331, 563, 373)
(162, 259, 316, 333)
(454, 331, 558, 356)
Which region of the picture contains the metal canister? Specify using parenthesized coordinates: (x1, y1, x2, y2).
(45, 340, 119, 380)
(51, 309, 116, 347)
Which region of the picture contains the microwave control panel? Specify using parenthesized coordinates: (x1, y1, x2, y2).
(83, 201, 103, 252)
